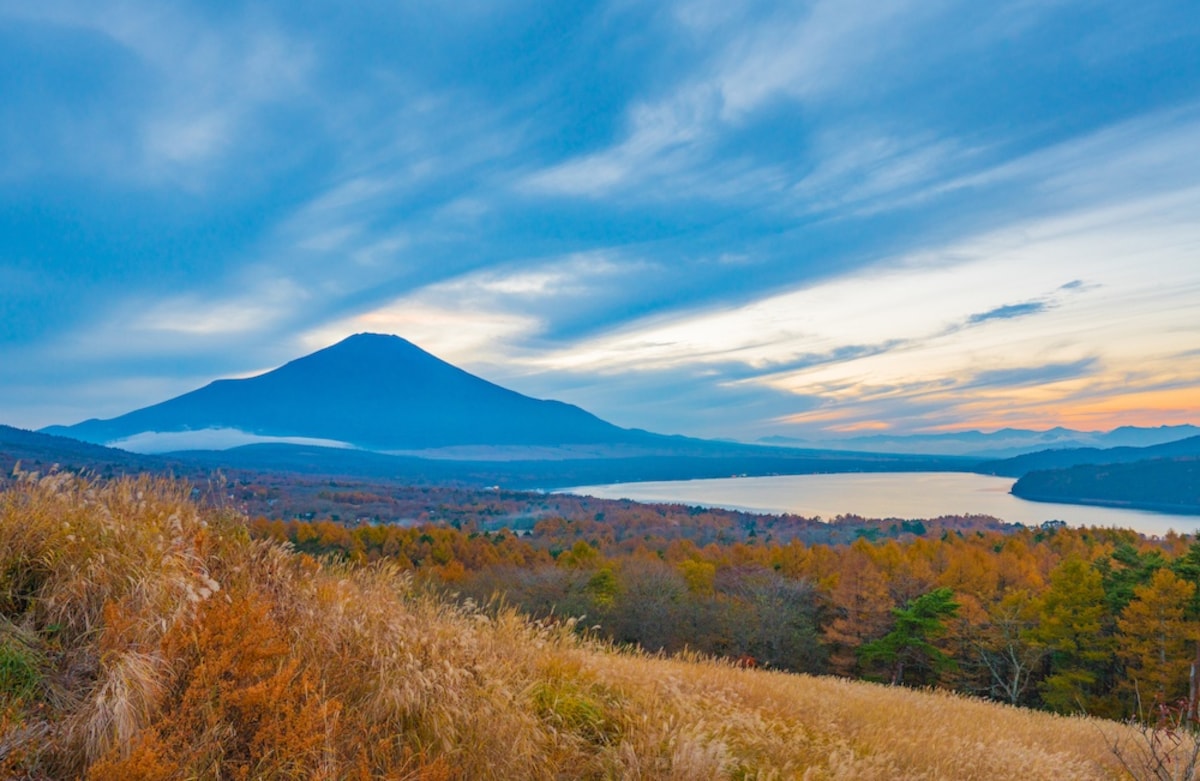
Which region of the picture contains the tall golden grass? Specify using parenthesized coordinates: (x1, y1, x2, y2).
(0, 472, 1191, 779)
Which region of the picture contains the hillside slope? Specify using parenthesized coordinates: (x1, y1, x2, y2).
(981, 434, 1200, 477)
(0, 423, 174, 480)
(1012, 456, 1200, 514)
(0, 474, 1173, 779)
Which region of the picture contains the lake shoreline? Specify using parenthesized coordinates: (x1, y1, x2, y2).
(1012, 491, 1200, 517)
(562, 471, 1200, 537)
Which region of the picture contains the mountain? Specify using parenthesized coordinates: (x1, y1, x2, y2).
(981, 435, 1200, 477)
(25, 333, 982, 487)
(0, 423, 177, 479)
(1012, 456, 1200, 515)
(43, 334, 655, 453)
(760, 424, 1200, 459)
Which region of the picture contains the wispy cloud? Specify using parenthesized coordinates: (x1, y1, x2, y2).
(0, 3, 315, 188)
(301, 251, 657, 364)
(506, 182, 1200, 437)
(966, 301, 1048, 326)
(965, 358, 1100, 390)
(521, 0, 953, 204)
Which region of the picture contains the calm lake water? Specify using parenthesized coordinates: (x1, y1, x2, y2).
(563, 472, 1200, 537)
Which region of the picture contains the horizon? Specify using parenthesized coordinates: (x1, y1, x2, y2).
(28, 330, 1198, 444)
(2, 3, 1198, 439)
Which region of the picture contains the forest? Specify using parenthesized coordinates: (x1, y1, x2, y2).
(253, 494, 1200, 721)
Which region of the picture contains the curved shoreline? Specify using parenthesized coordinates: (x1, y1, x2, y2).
(1009, 490, 1200, 517)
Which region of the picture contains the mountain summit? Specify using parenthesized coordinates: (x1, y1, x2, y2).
(44, 333, 643, 452)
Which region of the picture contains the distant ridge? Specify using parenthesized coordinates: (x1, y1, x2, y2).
(981, 435, 1200, 477)
(761, 424, 1200, 459)
(44, 334, 653, 452)
(1012, 456, 1200, 515)
(0, 423, 171, 478)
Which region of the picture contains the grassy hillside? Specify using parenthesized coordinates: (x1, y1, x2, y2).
(0, 473, 1186, 779)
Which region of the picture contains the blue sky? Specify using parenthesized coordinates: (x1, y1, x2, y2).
(2, 1, 1199, 440)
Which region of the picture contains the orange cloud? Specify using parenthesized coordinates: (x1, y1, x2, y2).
(926, 386, 1198, 433)
(826, 420, 893, 433)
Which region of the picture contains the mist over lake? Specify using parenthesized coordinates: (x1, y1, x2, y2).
(565, 472, 1200, 537)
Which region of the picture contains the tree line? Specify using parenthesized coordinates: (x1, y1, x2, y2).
(250, 510, 1200, 720)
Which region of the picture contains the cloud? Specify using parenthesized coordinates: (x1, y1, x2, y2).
(965, 358, 1100, 390)
(0, 3, 315, 188)
(300, 250, 664, 363)
(966, 301, 1048, 325)
(520, 0, 953, 203)
(521, 87, 716, 197)
(521, 1, 1160, 218)
(706, 0, 932, 118)
(108, 429, 356, 454)
(920, 104, 1200, 215)
(514, 182, 1200, 436)
(498, 363, 827, 439)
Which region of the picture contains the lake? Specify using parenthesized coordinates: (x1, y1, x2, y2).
(563, 472, 1200, 537)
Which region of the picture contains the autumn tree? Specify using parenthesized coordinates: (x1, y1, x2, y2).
(607, 558, 690, 653)
(824, 540, 893, 675)
(1117, 568, 1199, 712)
(1033, 558, 1114, 714)
(975, 589, 1047, 706)
(714, 566, 825, 672)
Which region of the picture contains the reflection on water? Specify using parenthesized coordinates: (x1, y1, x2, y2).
(563, 472, 1200, 537)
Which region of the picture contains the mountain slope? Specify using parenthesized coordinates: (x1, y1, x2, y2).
(0, 423, 174, 479)
(1011, 456, 1200, 514)
(44, 334, 650, 451)
(981, 434, 1200, 477)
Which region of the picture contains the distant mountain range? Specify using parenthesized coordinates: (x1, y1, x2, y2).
(759, 425, 1200, 459)
(981, 435, 1200, 477)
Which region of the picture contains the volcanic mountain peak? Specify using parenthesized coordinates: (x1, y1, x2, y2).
(43, 333, 644, 453)
(274, 333, 466, 378)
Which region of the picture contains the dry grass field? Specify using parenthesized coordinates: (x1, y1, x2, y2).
(1, 473, 1192, 779)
